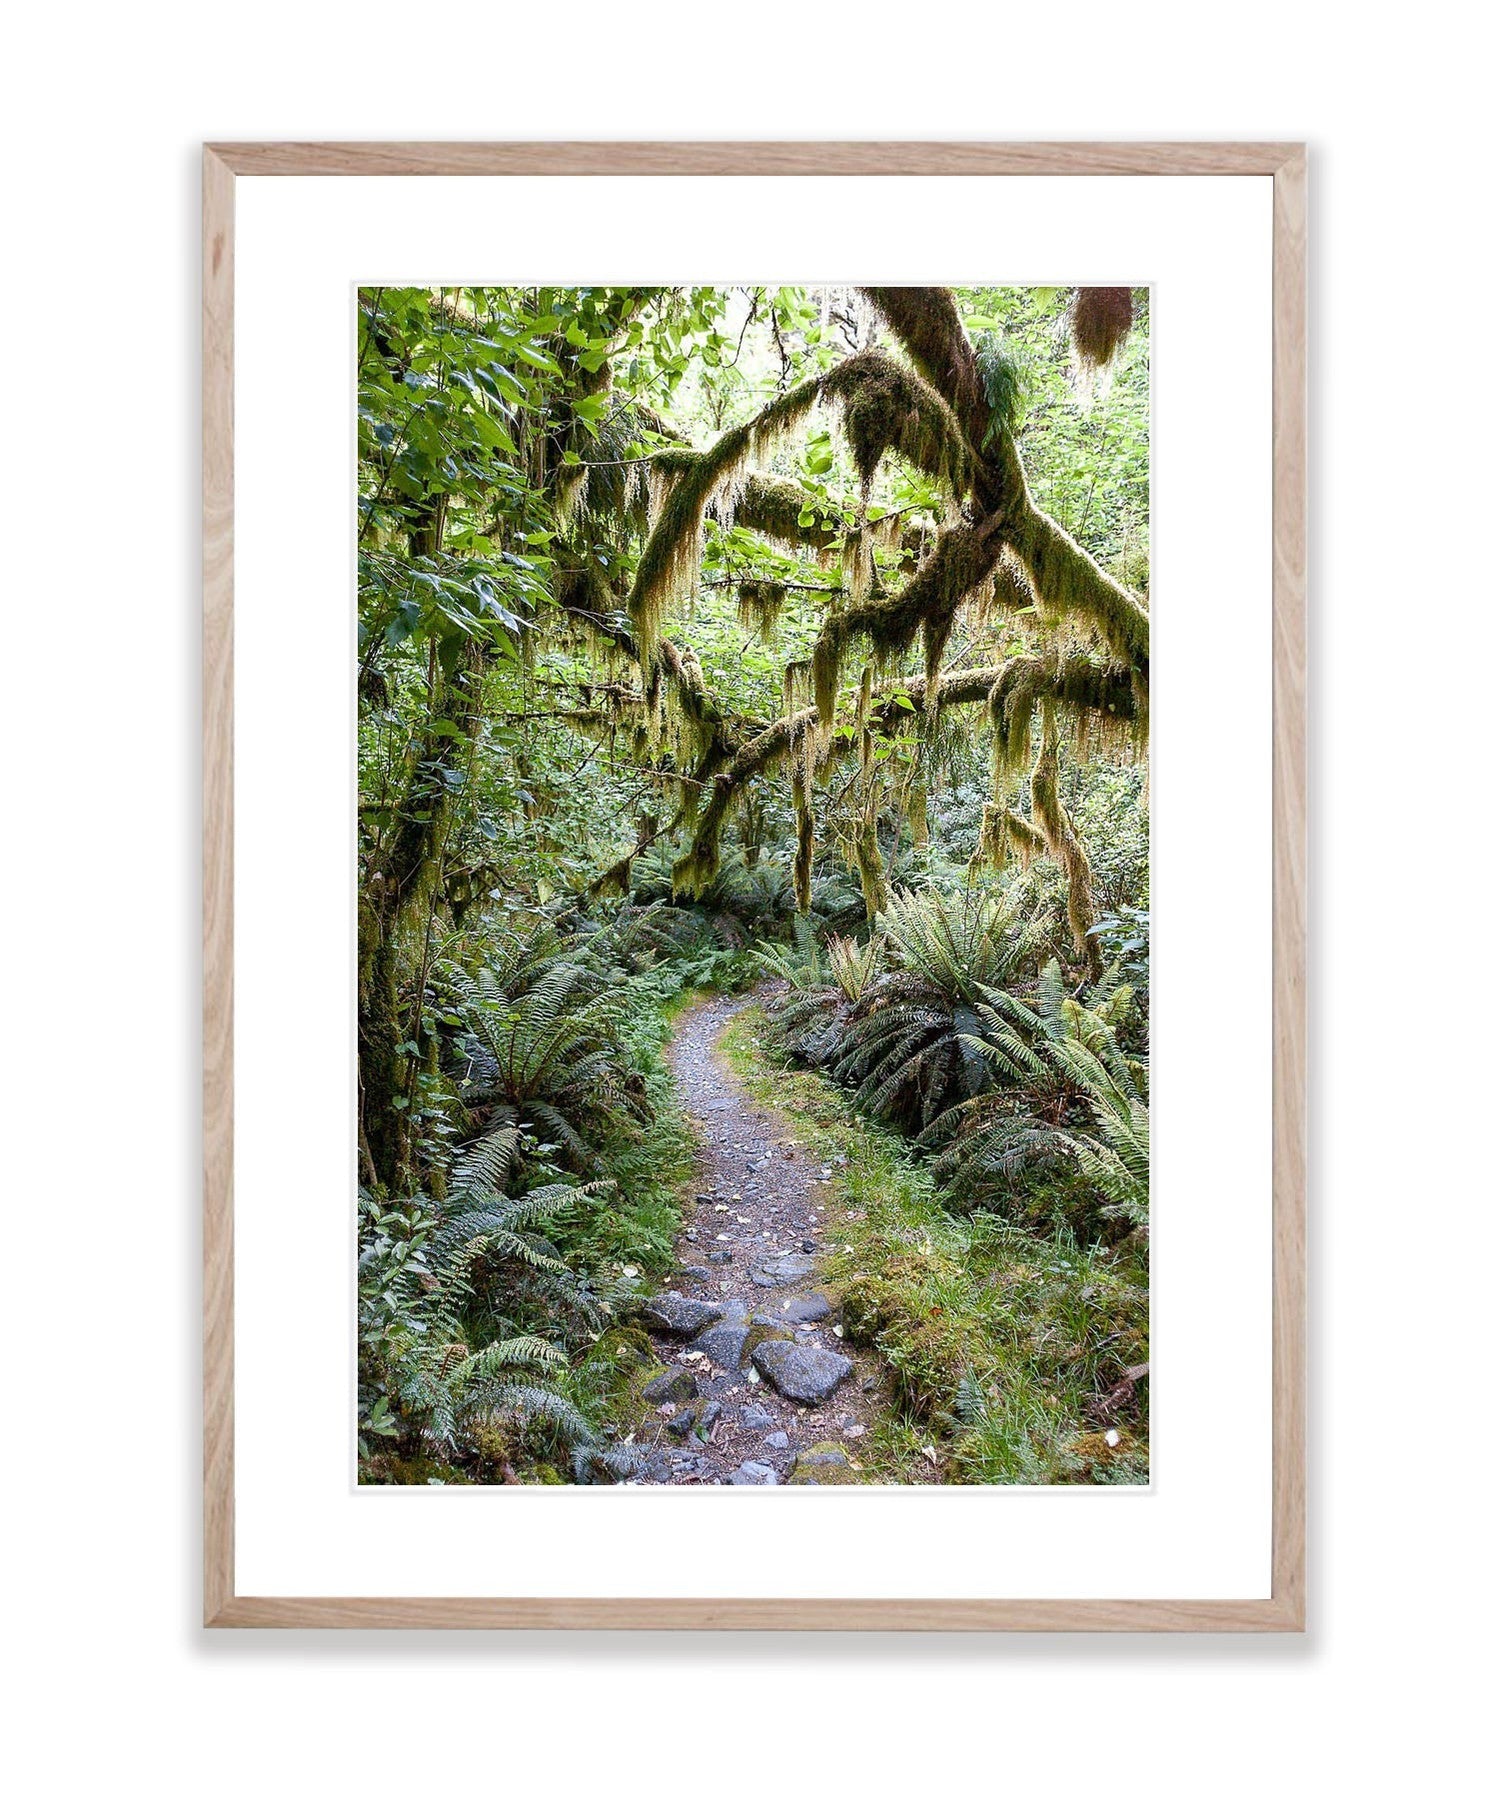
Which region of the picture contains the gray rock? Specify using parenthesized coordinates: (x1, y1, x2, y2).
(800, 1238, 818, 1254)
(778, 1292, 831, 1324)
(740, 1403, 776, 1430)
(698, 1400, 722, 1433)
(765, 1430, 789, 1450)
(727, 1460, 779, 1486)
(642, 1367, 697, 1404)
(750, 1339, 853, 1404)
(750, 1252, 819, 1289)
(706, 1249, 733, 1265)
(692, 1321, 751, 1371)
(677, 1264, 712, 1282)
(666, 1406, 697, 1439)
(641, 1292, 724, 1336)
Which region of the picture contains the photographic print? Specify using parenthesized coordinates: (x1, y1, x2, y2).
(356, 282, 1151, 1490)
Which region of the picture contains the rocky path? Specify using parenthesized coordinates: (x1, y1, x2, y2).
(625, 989, 881, 1486)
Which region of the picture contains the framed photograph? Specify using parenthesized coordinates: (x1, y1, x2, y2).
(204, 141, 1305, 1629)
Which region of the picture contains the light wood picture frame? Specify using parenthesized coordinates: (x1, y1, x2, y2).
(203, 140, 1306, 1631)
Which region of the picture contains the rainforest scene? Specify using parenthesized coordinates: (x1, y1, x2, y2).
(357, 284, 1150, 1487)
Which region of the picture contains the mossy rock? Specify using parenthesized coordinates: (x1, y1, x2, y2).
(642, 1365, 698, 1404)
(743, 1322, 795, 1356)
(467, 1420, 521, 1474)
(837, 1274, 895, 1340)
(787, 1441, 859, 1486)
(597, 1324, 655, 1368)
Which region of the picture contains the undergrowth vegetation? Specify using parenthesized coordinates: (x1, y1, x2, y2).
(360, 905, 718, 1484)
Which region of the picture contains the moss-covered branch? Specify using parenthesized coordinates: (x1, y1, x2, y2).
(860, 286, 990, 454)
(991, 429, 1150, 678)
(626, 349, 975, 671)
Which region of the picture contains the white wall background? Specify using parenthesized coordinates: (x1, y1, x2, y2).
(5, 4, 1491, 1793)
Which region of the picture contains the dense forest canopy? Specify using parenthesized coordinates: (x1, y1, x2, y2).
(357, 285, 1151, 1486)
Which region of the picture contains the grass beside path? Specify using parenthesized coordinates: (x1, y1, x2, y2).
(719, 1005, 1150, 1485)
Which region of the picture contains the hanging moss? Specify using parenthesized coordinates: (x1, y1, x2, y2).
(625, 338, 982, 677)
(1067, 288, 1134, 397)
(841, 526, 874, 605)
(735, 473, 843, 553)
(626, 376, 826, 667)
(792, 758, 815, 915)
(822, 348, 972, 498)
(809, 519, 1005, 723)
(907, 776, 929, 847)
(592, 854, 635, 899)
(1028, 707, 1103, 978)
(667, 656, 1018, 900)
(1009, 506, 1150, 676)
(736, 581, 788, 641)
(988, 649, 1144, 786)
(554, 548, 620, 633)
(673, 705, 812, 899)
(554, 462, 588, 526)
(972, 547, 1035, 625)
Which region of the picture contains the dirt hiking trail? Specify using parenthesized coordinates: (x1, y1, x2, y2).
(625, 990, 885, 1486)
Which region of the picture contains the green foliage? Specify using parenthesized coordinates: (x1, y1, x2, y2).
(357, 1181, 621, 1484)
(826, 932, 886, 1003)
(760, 878, 1149, 1237)
(445, 916, 650, 1176)
(974, 333, 1031, 444)
(815, 888, 1030, 1129)
(359, 897, 704, 1484)
(1053, 1039, 1150, 1230)
(750, 938, 827, 991)
(917, 961, 1144, 1226)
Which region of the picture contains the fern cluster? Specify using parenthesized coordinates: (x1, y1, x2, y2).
(760, 885, 1148, 1233)
(360, 907, 699, 1485)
